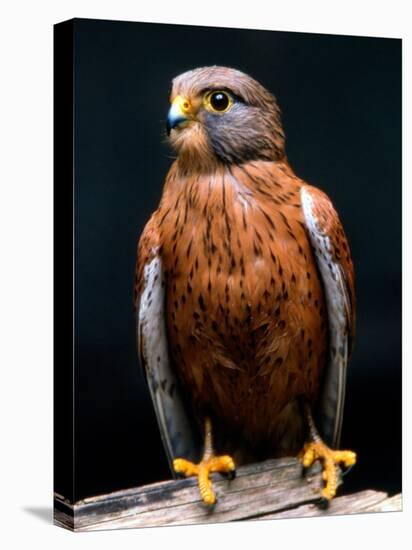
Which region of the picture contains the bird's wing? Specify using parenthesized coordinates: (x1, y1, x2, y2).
(301, 186, 356, 448)
(135, 214, 200, 472)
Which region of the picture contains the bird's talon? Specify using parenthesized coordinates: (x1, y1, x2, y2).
(173, 454, 235, 506)
(300, 440, 356, 501)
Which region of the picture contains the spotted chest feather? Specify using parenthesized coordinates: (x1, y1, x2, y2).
(149, 160, 328, 450)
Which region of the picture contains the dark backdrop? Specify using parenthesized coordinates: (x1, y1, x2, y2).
(69, 18, 401, 501)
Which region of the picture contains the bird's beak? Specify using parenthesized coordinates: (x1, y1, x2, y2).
(166, 95, 194, 135)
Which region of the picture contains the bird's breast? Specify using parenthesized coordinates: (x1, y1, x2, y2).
(157, 162, 328, 447)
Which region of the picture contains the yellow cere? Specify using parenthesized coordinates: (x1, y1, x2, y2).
(172, 95, 192, 115)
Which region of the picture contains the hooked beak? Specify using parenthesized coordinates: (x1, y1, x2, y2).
(166, 95, 194, 135)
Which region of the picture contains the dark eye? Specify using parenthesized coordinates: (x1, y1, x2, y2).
(207, 91, 232, 113)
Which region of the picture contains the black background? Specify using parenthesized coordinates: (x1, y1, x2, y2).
(68, 18, 401, 501)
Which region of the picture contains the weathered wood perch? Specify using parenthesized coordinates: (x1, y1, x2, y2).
(54, 457, 402, 531)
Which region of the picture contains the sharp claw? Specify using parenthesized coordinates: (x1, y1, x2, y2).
(203, 496, 217, 510)
(341, 463, 355, 477)
(224, 469, 236, 481)
(318, 496, 330, 510)
(202, 495, 216, 507)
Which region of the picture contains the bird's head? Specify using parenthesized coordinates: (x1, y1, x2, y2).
(166, 66, 285, 172)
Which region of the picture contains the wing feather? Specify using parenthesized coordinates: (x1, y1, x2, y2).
(301, 186, 356, 448)
(135, 215, 200, 471)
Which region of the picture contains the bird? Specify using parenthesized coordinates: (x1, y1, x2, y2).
(135, 66, 356, 507)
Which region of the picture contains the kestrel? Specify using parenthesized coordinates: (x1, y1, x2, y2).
(135, 66, 356, 506)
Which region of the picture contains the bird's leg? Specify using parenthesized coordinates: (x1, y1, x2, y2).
(173, 417, 236, 506)
(300, 401, 356, 502)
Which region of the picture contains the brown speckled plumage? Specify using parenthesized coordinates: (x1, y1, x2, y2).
(135, 66, 355, 467)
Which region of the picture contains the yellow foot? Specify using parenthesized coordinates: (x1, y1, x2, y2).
(301, 441, 357, 501)
(173, 455, 236, 506)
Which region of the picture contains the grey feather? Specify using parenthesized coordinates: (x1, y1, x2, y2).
(301, 187, 351, 448)
(137, 252, 200, 472)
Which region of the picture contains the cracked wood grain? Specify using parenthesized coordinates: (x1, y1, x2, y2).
(54, 457, 401, 531)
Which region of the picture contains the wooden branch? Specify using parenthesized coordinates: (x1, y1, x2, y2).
(54, 457, 402, 531)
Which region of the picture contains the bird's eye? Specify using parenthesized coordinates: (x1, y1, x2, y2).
(205, 90, 232, 113)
